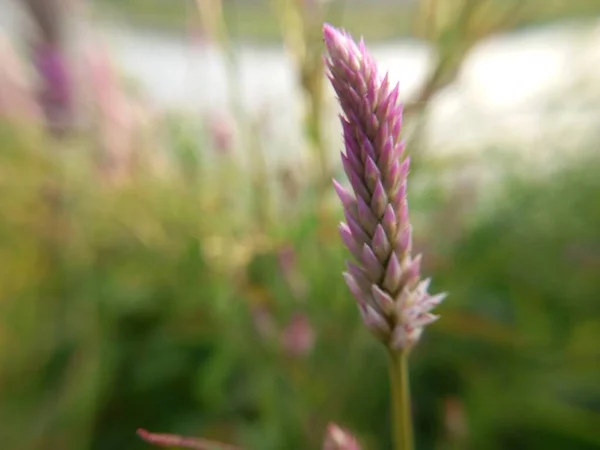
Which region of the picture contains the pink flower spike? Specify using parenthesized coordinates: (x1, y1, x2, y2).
(324, 23, 446, 350)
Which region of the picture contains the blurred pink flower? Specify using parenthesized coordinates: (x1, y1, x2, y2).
(322, 423, 361, 450)
(278, 244, 297, 278)
(33, 41, 73, 133)
(281, 313, 315, 357)
(207, 112, 235, 154)
(278, 243, 308, 300)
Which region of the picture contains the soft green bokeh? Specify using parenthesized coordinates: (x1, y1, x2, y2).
(1, 115, 599, 450)
(2, 1, 600, 449)
(93, 0, 600, 42)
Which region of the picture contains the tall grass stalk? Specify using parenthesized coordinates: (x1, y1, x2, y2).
(271, 0, 329, 191)
(194, 0, 271, 228)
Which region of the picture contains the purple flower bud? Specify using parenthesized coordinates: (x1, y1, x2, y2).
(324, 23, 446, 350)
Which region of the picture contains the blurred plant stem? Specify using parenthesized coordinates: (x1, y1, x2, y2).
(410, 0, 527, 116)
(406, 0, 526, 170)
(389, 351, 414, 450)
(270, 0, 329, 193)
(22, 0, 63, 44)
(194, 0, 271, 229)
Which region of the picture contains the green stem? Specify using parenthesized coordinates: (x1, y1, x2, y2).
(389, 350, 414, 450)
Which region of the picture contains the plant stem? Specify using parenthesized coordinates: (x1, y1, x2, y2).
(389, 350, 414, 450)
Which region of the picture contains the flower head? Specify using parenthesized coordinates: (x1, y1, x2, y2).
(323, 23, 446, 351)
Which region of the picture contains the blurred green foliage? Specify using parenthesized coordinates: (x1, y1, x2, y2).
(1, 115, 599, 450)
(93, 0, 600, 42)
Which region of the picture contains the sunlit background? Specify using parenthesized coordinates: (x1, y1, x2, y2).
(1, 0, 600, 449)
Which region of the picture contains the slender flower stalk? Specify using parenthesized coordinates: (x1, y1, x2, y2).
(271, 0, 329, 190)
(323, 23, 446, 450)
